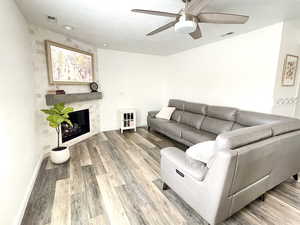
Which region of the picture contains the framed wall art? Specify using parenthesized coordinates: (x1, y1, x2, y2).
(282, 54, 299, 86)
(45, 40, 94, 85)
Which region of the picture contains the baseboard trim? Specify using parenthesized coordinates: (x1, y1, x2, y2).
(14, 153, 47, 225)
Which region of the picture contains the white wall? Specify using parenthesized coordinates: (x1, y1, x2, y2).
(272, 19, 300, 117)
(0, 1, 41, 225)
(98, 24, 286, 131)
(166, 23, 284, 113)
(98, 49, 167, 131)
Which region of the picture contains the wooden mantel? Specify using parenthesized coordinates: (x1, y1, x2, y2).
(45, 92, 102, 106)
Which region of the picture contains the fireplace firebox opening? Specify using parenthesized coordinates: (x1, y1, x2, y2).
(61, 109, 90, 143)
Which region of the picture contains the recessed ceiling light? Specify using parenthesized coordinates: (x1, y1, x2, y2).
(221, 32, 235, 37)
(103, 43, 108, 47)
(63, 25, 74, 31)
(47, 15, 57, 24)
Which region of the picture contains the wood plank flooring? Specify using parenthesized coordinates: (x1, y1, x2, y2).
(21, 128, 300, 225)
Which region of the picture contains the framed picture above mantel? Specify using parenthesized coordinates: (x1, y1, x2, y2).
(45, 40, 94, 85)
(281, 54, 299, 87)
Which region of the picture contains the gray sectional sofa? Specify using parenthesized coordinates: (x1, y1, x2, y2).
(147, 99, 300, 225)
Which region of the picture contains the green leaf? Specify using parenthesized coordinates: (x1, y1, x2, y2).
(41, 109, 56, 115)
(51, 108, 61, 114)
(41, 102, 75, 130)
(49, 122, 59, 128)
(54, 103, 65, 113)
(47, 115, 64, 124)
(62, 114, 69, 119)
(62, 107, 74, 114)
(64, 119, 73, 127)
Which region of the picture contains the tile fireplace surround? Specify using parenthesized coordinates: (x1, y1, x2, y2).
(31, 25, 101, 153)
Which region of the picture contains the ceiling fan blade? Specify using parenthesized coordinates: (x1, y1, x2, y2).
(186, 0, 211, 16)
(198, 13, 249, 24)
(132, 9, 180, 18)
(189, 24, 202, 39)
(147, 20, 178, 36)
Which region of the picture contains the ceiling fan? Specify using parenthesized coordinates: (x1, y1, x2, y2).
(131, 0, 249, 39)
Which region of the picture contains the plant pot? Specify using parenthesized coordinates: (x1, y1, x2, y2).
(50, 146, 70, 164)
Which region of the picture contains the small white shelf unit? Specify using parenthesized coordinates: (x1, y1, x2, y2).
(119, 108, 136, 134)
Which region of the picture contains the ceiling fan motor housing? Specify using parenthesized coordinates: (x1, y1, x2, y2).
(175, 14, 197, 34)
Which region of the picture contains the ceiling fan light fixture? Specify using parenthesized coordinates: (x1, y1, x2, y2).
(132, 0, 249, 39)
(174, 15, 197, 34)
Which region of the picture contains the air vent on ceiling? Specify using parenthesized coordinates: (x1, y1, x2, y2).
(47, 16, 57, 24)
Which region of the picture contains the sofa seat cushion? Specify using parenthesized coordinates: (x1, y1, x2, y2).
(181, 125, 217, 144)
(201, 117, 234, 135)
(150, 118, 181, 137)
(181, 112, 205, 129)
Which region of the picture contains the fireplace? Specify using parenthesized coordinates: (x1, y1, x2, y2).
(61, 109, 90, 143)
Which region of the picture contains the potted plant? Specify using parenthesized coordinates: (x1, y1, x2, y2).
(41, 103, 74, 164)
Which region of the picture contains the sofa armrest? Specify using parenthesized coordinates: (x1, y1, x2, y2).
(148, 110, 159, 118)
(161, 147, 208, 181)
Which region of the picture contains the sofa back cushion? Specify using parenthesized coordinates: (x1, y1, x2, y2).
(181, 112, 205, 129)
(201, 106, 237, 135)
(207, 106, 237, 121)
(271, 120, 300, 136)
(184, 102, 207, 115)
(201, 117, 234, 135)
(169, 99, 185, 111)
(236, 110, 283, 126)
(216, 125, 273, 150)
(171, 110, 183, 122)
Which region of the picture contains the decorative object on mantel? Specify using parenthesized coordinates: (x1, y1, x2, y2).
(47, 89, 66, 95)
(45, 40, 94, 85)
(41, 103, 74, 164)
(46, 92, 102, 106)
(119, 108, 136, 134)
(282, 54, 299, 86)
(90, 82, 99, 92)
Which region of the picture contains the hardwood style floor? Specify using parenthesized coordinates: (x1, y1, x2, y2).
(21, 128, 300, 225)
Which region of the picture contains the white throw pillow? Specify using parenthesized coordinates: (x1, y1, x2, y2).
(186, 141, 217, 167)
(156, 107, 176, 120)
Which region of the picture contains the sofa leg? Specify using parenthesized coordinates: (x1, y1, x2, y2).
(259, 193, 266, 201)
(162, 183, 170, 191)
(147, 126, 150, 131)
(293, 174, 298, 181)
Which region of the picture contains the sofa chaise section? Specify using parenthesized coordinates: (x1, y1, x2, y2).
(161, 120, 300, 224)
(148, 99, 300, 224)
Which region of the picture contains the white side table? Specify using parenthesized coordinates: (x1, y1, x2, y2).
(119, 108, 136, 134)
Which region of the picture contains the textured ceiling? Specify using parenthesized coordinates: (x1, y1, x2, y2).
(16, 0, 300, 55)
